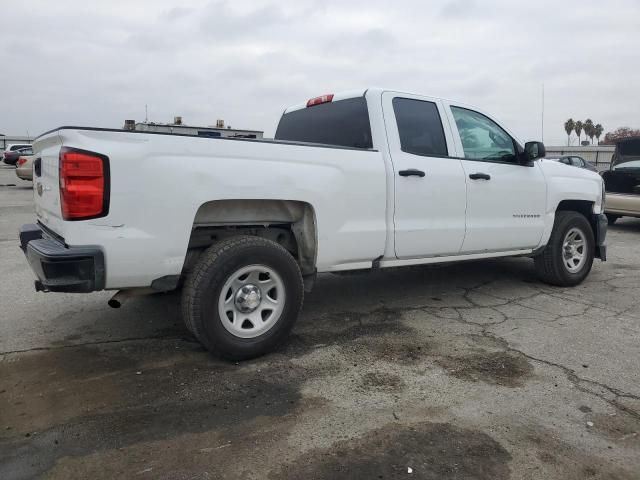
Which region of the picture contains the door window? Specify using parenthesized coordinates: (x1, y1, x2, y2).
(451, 107, 517, 163)
(392, 98, 448, 157)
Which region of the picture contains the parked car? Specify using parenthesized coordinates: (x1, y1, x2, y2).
(20, 88, 607, 360)
(15, 154, 34, 181)
(3, 145, 33, 165)
(3, 143, 32, 162)
(546, 155, 597, 172)
(601, 136, 640, 224)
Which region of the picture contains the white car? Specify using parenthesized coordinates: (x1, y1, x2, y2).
(3, 143, 32, 154)
(20, 88, 607, 359)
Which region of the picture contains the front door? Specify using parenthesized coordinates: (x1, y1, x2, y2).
(446, 104, 547, 252)
(382, 92, 467, 259)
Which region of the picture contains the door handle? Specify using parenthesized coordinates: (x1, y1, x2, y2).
(399, 169, 426, 178)
(469, 173, 491, 180)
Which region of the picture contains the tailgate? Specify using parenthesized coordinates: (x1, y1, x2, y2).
(32, 131, 65, 234)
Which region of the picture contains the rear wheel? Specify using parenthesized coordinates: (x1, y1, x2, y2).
(182, 236, 304, 360)
(534, 211, 594, 287)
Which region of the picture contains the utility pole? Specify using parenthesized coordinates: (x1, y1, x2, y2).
(145, 104, 148, 123)
(541, 83, 545, 143)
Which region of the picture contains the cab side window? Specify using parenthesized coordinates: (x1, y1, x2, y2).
(451, 107, 517, 163)
(393, 98, 448, 157)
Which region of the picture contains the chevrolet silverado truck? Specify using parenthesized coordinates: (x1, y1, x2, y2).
(601, 136, 640, 224)
(20, 88, 607, 359)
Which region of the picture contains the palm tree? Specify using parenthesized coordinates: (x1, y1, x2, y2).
(584, 119, 594, 144)
(594, 124, 604, 145)
(574, 121, 584, 144)
(564, 119, 575, 146)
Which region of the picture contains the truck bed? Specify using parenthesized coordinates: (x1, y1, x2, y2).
(32, 126, 388, 288)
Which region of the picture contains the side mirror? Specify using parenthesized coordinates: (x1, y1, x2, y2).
(524, 141, 546, 161)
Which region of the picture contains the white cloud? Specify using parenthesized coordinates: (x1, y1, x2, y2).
(1, 0, 638, 145)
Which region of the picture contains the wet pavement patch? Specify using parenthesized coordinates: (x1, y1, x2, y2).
(269, 422, 511, 479)
(0, 339, 313, 479)
(282, 307, 429, 365)
(436, 351, 533, 387)
(590, 412, 640, 443)
(522, 426, 638, 479)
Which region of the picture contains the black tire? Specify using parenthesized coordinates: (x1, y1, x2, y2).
(534, 211, 594, 287)
(182, 236, 303, 360)
(606, 213, 619, 225)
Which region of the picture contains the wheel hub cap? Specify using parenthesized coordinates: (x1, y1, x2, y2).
(562, 227, 586, 273)
(234, 285, 262, 313)
(218, 265, 286, 339)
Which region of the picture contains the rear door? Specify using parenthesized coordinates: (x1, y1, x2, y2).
(382, 92, 467, 258)
(445, 104, 547, 253)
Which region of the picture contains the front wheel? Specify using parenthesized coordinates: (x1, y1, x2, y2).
(534, 211, 594, 287)
(182, 236, 304, 360)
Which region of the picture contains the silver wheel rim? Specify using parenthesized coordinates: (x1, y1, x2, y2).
(218, 264, 286, 339)
(562, 227, 587, 273)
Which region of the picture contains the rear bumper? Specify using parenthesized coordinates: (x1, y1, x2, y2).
(19, 223, 105, 292)
(593, 213, 607, 261)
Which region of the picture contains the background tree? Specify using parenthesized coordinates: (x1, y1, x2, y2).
(594, 124, 604, 145)
(574, 120, 584, 144)
(564, 118, 575, 146)
(603, 127, 640, 145)
(584, 119, 594, 144)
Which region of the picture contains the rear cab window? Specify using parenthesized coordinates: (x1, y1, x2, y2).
(275, 97, 373, 149)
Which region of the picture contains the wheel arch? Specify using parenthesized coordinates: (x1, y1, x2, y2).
(184, 199, 318, 277)
(555, 199, 594, 218)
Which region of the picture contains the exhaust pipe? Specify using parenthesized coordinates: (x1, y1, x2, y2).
(108, 291, 126, 308)
(108, 288, 155, 308)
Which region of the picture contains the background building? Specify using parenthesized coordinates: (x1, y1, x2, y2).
(124, 117, 263, 139)
(0, 134, 32, 150)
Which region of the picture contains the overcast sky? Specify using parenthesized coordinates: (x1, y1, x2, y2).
(1, 0, 638, 145)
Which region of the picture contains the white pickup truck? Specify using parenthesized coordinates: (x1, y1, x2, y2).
(21, 88, 607, 359)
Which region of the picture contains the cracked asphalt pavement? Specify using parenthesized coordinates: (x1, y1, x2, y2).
(1, 165, 639, 479)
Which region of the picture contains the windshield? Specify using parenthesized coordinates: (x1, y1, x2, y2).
(613, 160, 640, 170)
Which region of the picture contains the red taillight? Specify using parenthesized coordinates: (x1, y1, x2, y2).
(59, 147, 109, 220)
(306, 94, 334, 107)
(17, 157, 27, 166)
